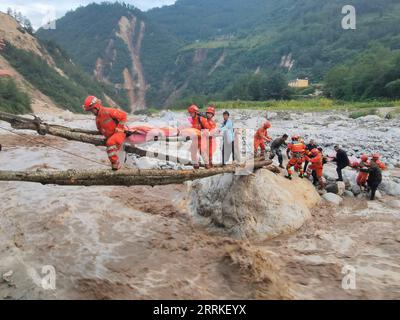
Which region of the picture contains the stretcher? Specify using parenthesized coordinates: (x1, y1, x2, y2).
(125, 125, 202, 145)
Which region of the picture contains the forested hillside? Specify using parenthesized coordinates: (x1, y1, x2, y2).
(0, 11, 128, 114)
(37, 0, 400, 108)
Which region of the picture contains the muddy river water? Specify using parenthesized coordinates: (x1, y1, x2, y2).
(0, 110, 399, 299)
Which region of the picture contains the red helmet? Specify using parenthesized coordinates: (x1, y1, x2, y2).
(372, 153, 380, 160)
(263, 121, 271, 129)
(361, 154, 368, 162)
(83, 95, 100, 111)
(206, 106, 216, 115)
(311, 148, 320, 156)
(188, 104, 199, 114)
(292, 135, 300, 141)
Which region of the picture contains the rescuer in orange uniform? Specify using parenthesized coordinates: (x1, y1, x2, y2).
(83, 96, 127, 170)
(356, 154, 370, 189)
(371, 153, 386, 170)
(254, 121, 272, 159)
(203, 106, 217, 168)
(305, 148, 325, 189)
(286, 135, 306, 180)
(188, 105, 213, 169)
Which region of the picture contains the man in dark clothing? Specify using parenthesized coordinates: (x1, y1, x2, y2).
(269, 134, 288, 168)
(333, 145, 350, 181)
(304, 139, 318, 172)
(368, 161, 383, 200)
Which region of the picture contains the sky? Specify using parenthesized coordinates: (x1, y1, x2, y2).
(0, 0, 177, 30)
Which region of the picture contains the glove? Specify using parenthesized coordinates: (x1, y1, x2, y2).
(115, 125, 126, 134)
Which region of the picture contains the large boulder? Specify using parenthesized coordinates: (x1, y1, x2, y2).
(322, 193, 343, 205)
(325, 181, 345, 196)
(344, 190, 355, 198)
(323, 165, 338, 181)
(342, 168, 358, 189)
(188, 170, 321, 240)
(351, 185, 362, 196)
(380, 180, 400, 196)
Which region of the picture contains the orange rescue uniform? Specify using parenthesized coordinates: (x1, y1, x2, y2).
(356, 160, 370, 187)
(286, 141, 306, 175)
(306, 152, 323, 178)
(95, 106, 127, 168)
(254, 127, 272, 153)
(190, 115, 214, 165)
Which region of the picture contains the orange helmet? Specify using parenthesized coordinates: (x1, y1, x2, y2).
(206, 106, 216, 115)
(361, 154, 369, 162)
(263, 121, 271, 129)
(311, 148, 320, 156)
(372, 153, 380, 160)
(83, 95, 101, 111)
(188, 104, 199, 114)
(292, 135, 300, 141)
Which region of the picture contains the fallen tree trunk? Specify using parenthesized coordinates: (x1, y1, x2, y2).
(0, 111, 194, 164)
(0, 161, 275, 186)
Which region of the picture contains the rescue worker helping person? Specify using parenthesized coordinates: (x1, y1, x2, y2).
(356, 154, 370, 190)
(285, 135, 306, 180)
(254, 121, 272, 159)
(305, 148, 325, 189)
(188, 104, 217, 169)
(83, 96, 127, 170)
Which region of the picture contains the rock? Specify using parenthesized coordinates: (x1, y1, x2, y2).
(375, 190, 383, 200)
(326, 115, 347, 122)
(61, 110, 74, 121)
(322, 193, 343, 205)
(387, 163, 395, 170)
(134, 157, 161, 170)
(323, 165, 337, 181)
(380, 180, 400, 196)
(357, 115, 381, 122)
(351, 185, 362, 196)
(325, 181, 345, 196)
(337, 181, 346, 196)
(276, 112, 292, 120)
(344, 190, 355, 198)
(342, 169, 357, 189)
(325, 183, 339, 194)
(189, 169, 321, 240)
(2, 270, 13, 282)
(387, 127, 400, 135)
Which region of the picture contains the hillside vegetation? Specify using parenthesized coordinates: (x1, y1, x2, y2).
(36, 0, 400, 108)
(1, 41, 129, 113)
(0, 78, 31, 114)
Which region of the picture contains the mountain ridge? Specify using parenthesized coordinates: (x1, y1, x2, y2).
(31, 0, 400, 108)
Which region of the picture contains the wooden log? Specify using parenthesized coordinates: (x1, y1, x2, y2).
(0, 161, 275, 187)
(0, 111, 194, 163)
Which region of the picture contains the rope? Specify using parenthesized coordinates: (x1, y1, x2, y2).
(0, 125, 109, 167)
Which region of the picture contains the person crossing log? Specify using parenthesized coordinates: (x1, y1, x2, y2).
(0, 160, 276, 187)
(0, 111, 194, 164)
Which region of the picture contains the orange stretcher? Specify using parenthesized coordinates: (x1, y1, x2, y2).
(125, 125, 201, 145)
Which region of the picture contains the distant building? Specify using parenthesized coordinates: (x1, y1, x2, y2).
(289, 78, 309, 88)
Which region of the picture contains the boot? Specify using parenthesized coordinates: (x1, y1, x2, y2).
(112, 162, 121, 171)
(193, 164, 200, 170)
(285, 174, 293, 180)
